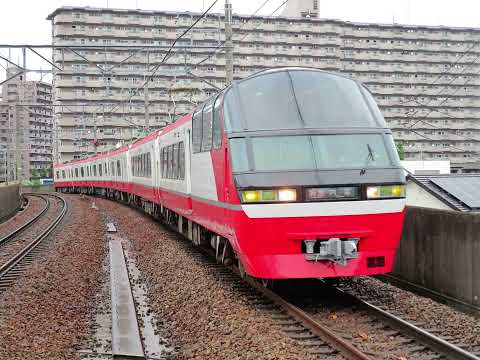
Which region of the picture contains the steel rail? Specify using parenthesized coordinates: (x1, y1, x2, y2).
(0, 194, 68, 283)
(234, 270, 373, 360)
(333, 285, 480, 360)
(0, 194, 49, 247)
(377, 274, 480, 318)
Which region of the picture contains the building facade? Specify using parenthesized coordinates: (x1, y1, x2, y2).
(0, 68, 53, 181)
(48, 5, 480, 171)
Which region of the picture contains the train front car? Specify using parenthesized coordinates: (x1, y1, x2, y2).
(223, 68, 406, 280)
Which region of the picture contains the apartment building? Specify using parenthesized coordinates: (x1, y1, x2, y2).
(0, 68, 53, 181)
(47, 4, 480, 171)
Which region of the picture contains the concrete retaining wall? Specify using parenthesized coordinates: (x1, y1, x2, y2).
(22, 185, 53, 193)
(393, 207, 480, 307)
(0, 182, 22, 222)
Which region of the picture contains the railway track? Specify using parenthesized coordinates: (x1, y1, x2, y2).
(0, 194, 48, 243)
(0, 193, 67, 291)
(93, 198, 480, 359)
(187, 245, 480, 359)
(376, 274, 480, 319)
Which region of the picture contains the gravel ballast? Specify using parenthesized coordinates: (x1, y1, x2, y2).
(0, 194, 106, 359)
(0, 195, 44, 238)
(97, 198, 315, 360)
(346, 276, 480, 352)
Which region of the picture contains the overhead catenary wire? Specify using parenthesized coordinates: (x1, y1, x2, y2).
(194, 0, 287, 68)
(89, 0, 219, 122)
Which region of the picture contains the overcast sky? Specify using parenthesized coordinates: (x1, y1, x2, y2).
(1, 0, 479, 81)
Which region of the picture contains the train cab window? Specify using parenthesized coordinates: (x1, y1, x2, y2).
(201, 99, 214, 151)
(192, 107, 203, 153)
(289, 71, 378, 128)
(117, 160, 121, 177)
(56, 171, 59, 179)
(212, 95, 223, 149)
(225, 70, 383, 132)
(179, 141, 185, 179)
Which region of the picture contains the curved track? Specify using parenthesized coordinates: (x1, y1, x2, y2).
(190, 244, 480, 359)
(0, 194, 49, 245)
(0, 194, 67, 291)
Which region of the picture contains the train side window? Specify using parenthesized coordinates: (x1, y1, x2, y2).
(80, 167, 85, 177)
(75, 168, 79, 178)
(167, 145, 173, 178)
(99, 164, 103, 176)
(56, 171, 59, 179)
(201, 99, 214, 152)
(172, 143, 178, 179)
(61, 170, 65, 178)
(147, 153, 151, 177)
(212, 95, 223, 149)
(117, 160, 121, 177)
(163, 148, 167, 178)
(93, 165, 97, 176)
(192, 108, 203, 153)
(179, 141, 185, 180)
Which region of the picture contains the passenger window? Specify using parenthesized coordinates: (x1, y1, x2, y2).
(117, 160, 121, 176)
(80, 167, 84, 177)
(179, 141, 185, 179)
(167, 146, 173, 178)
(93, 165, 97, 176)
(75, 168, 79, 178)
(172, 143, 178, 179)
(192, 108, 203, 153)
(213, 95, 223, 149)
(201, 100, 214, 151)
(56, 171, 59, 179)
(99, 164, 102, 176)
(160, 148, 165, 177)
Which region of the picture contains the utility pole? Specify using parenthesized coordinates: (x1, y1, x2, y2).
(144, 50, 150, 134)
(93, 110, 98, 154)
(225, 0, 233, 85)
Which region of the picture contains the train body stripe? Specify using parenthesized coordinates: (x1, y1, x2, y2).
(241, 199, 406, 218)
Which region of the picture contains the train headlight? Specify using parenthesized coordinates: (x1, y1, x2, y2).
(366, 185, 405, 199)
(239, 188, 297, 203)
(278, 188, 297, 202)
(242, 190, 260, 202)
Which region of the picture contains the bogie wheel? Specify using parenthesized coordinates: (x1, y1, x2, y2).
(238, 259, 247, 279)
(260, 278, 277, 291)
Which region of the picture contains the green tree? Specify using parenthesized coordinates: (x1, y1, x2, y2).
(395, 141, 405, 160)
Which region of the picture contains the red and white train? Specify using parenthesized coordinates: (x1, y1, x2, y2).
(54, 67, 406, 281)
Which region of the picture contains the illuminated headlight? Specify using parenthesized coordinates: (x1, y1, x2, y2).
(306, 187, 358, 201)
(240, 188, 297, 203)
(278, 188, 297, 202)
(367, 184, 406, 199)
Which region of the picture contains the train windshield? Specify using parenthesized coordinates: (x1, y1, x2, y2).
(229, 134, 400, 173)
(224, 70, 386, 131)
